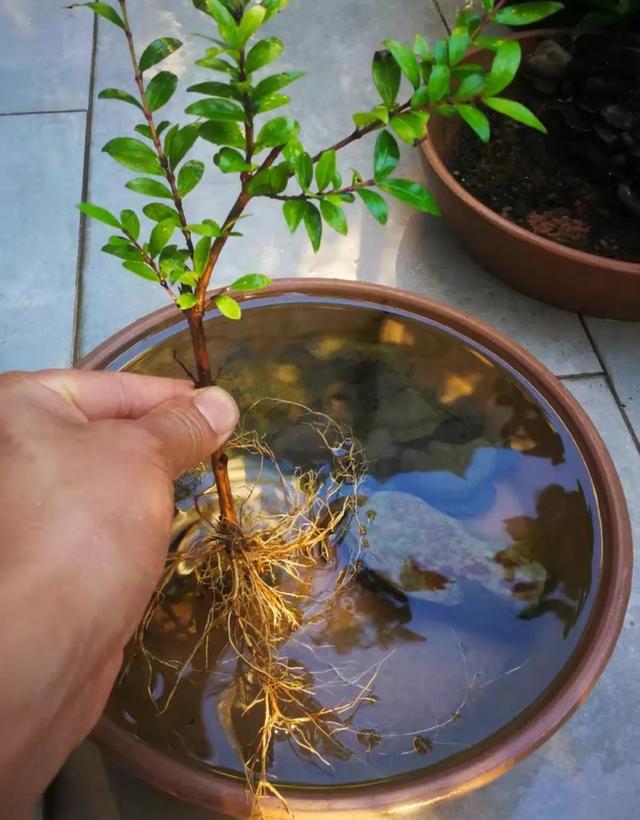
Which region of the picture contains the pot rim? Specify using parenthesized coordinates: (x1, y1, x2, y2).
(420, 27, 640, 276)
(79, 278, 632, 817)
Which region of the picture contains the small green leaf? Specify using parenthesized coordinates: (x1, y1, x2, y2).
(146, 71, 178, 112)
(126, 177, 174, 198)
(303, 202, 322, 252)
(357, 189, 388, 225)
(246, 166, 288, 195)
(373, 130, 399, 181)
(428, 65, 450, 102)
(230, 273, 271, 291)
(144, 203, 180, 223)
(102, 241, 142, 261)
(255, 116, 300, 149)
(237, 5, 266, 45)
(482, 41, 521, 97)
(454, 103, 490, 142)
(433, 39, 448, 65)
(448, 28, 470, 67)
(245, 37, 283, 74)
(185, 98, 245, 121)
(372, 50, 401, 107)
(199, 0, 239, 47)
(187, 80, 240, 100)
(214, 147, 252, 172)
(315, 150, 336, 192)
(98, 88, 143, 110)
(177, 292, 198, 310)
(215, 293, 242, 319)
(178, 159, 205, 196)
(414, 34, 431, 60)
(494, 2, 563, 25)
(149, 219, 176, 258)
(410, 86, 430, 108)
(383, 40, 421, 89)
(379, 178, 441, 215)
(176, 271, 199, 288)
(483, 96, 547, 132)
(103, 137, 163, 175)
(283, 138, 304, 164)
(353, 106, 389, 129)
(139, 38, 182, 73)
(167, 123, 201, 168)
(76, 202, 121, 229)
(253, 71, 304, 100)
(195, 54, 238, 75)
(390, 112, 429, 144)
(254, 93, 289, 114)
(320, 199, 348, 235)
(186, 220, 222, 237)
(120, 209, 140, 239)
(454, 72, 485, 99)
(295, 152, 313, 189)
(194, 236, 212, 273)
(134, 120, 171, 140)
(67, 2, 124, 29)
(123, 260, 158, 281)
(283, 199, 305, 232)
(199, 120, 246, 149)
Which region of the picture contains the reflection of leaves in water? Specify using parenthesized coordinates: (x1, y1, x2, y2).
(312, 568, 425, 654)
(399, 560, 454, 593)
(503, 483, 593, 634)
(495, 379, 565, 465)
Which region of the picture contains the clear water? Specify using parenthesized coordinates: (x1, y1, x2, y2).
(106, 297, 600, 787)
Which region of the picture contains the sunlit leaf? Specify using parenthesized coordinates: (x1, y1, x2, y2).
(230, 273, 271, 291)
(373, 130, 399, 181)
(120, 209, 140, 239)
(76, 201, 121, 228)
(139, 37, 182, 72)
(185, 98, 245, 121)
(315, 150, 336, 192)
(146, 71, 178, 111)
(178, 159, 205, 196)
(320, 199, 347, 235)
(149, 218, 176, 258)
(378, 178, 441, 215)
(454, 103, 490, 142)
(126, 177, 174, 198)
(383, 39, 421, 88)
(245, 37, 283, 73)
(103, 137, 163, 175)
(494, 2, 563, 25)
(283, 199, 305, 232)
(483, 96, 547, 132)
(482, 41, 521, 97)
(357, 189, 388, 225)
(215, 293, 242, 319)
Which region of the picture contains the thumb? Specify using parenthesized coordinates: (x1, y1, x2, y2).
(135, 386, 239, 478)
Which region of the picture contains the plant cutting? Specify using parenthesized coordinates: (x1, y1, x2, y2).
(67, 0, 624, 817)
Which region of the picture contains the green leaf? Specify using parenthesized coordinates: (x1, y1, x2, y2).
(373, 130, 399, 181)
(448, 27, 470, 66)
(177, 292, 198, 310)
(178, 159, 205, 196)
(433, 39, 448, 65)
(123, 260, 158, 281)
(454, 72, 485, 99)
(390, 112, 429, 144)
(482, 0, 495, 9)
(103, 137, 163, 175)
(214, 147, 252, 172)
(199, 120, 246, 149)
(135, 120, 170, 140)
(283, 199, 305, 232)
(167, 123, 201, 167)
(120, 209, 140, 239)
(483, 96, 547, 132)
(255, 116, 300, 148)
(68, 2, 124, 29)
(186, 219, 222, 237)
(353, 106, 389, 129)
(126, 177, 174, 198)
(254, 93, 289, 114)
(320, 199, 348, 235)
(482, 41, 521, 97)
(245, 37, 284, 73)
(378, 178, 441, 215)
(494, 2, 563, 25)
(176, 271, 199, 288)
(143, 203, 180, 223)
(315, 150, 336, 192)
(246, 166, 288, 195)
(262, 0, 292, 19)
(410, 86, 430, 108)
(138, 37, 182, 73)
(194, 236, 212, 273)
(195, 54, 238, 75)
(428, 65, 450, 102)
(295, 152, 313, 189)
(357, 189, 388, 225)
(230, 273, 271, 291)
(199, 0, 239, 47)
(455, 103, 490, 142)
(372, 50, 401, 107)
(76, 202, 121, 229)
(149, 219, 176, 258)
(102, 241, 142, 261)
(187, 80, 239, 100)
(253, 71, 304, 100)
(383, 40, 421, 89)
(185, 98, 245, 121)
(237, 5, 266, 45)
(98, 88, 143, 110)
(414, 34, 431, 60)
(283, 138, 304, 164)
(146, 71, 178, 112)
(303, 202, 322, 252)
(215, 293, 242, 320)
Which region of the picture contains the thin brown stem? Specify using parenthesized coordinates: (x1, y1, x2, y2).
(265, 178, 376, 202)
(123, 229, 177, 302)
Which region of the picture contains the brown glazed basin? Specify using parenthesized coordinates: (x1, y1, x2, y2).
(420, 30, 640, 320)
(77, 279, 631, 818)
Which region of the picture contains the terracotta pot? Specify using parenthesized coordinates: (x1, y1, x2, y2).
(77, 279, 631, 818)
(420, 30, 640, 320)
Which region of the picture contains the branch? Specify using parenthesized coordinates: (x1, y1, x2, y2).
(122, 228, 177, 302)
(311, 102, 410, 162)
(264, 178, 375, 202)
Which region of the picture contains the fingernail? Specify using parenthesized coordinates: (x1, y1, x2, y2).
(194, 387, 239, 435)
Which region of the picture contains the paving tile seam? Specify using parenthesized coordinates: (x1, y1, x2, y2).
(0, 108, 88, 118)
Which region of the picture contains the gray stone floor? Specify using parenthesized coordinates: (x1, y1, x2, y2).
(1, 1, 639, 818)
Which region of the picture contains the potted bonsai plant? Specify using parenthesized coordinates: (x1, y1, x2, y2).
(421, 0, 640, 319)
(68, 1, 631, 818)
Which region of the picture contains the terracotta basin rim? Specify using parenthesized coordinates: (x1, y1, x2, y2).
(78, 278, 632, 817)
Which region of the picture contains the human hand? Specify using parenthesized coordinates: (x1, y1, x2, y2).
(0, 369, 238, 818)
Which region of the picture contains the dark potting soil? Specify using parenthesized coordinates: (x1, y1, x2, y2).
(449, 32, 640, 263)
